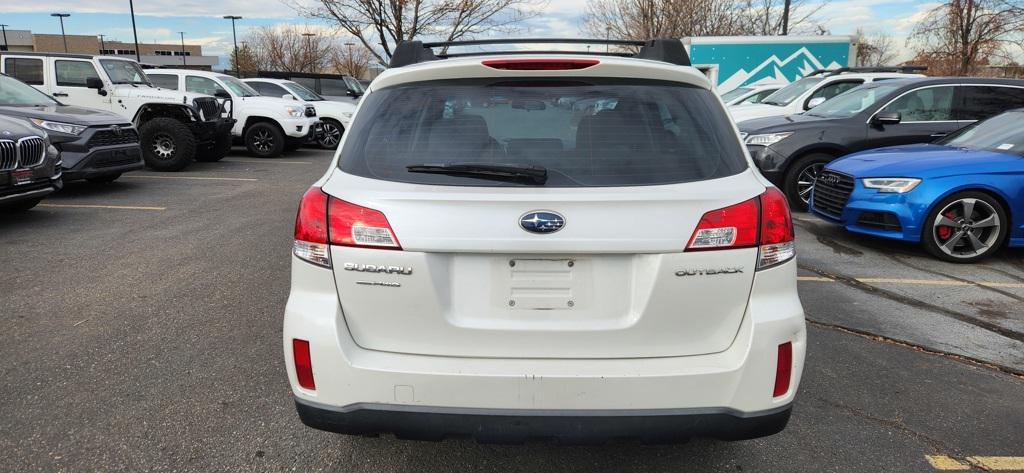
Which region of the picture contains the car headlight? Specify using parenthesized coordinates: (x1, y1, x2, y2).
(862, 178, 922, 193)
(31, 118, 87, 135)
(284, 106, 303, 118)
(744, 132, 793, 146)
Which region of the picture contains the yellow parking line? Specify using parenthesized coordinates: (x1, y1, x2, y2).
(925, 455, 970, 470)
(122, 175, 258, 182)
(39, 203, 165, 211)
(928, 455, 1024, 470)
(221, 158, 312, 165)
(797, 276, 1024, 289)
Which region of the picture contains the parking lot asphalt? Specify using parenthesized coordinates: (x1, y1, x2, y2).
(2, 149, 1022, 472)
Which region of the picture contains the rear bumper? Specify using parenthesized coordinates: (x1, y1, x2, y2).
(283, 256, 806, 439)
(294, 398, 792, 443)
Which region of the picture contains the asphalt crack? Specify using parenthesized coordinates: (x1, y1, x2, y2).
(798, 262, 1024, 345)
(883, 253, 1024, 304)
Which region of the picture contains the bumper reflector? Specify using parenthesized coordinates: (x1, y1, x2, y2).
(774, 342, 792, 397)
(293, 339, 316, 390)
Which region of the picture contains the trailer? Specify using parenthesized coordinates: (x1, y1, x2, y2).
(683, 36, 858, 93)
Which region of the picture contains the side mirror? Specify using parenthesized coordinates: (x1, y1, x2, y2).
(872, 111, 902, 125)
(806, 97, 826, 109)
(214, 91, 231, 99)
(282, 94, 296, 101)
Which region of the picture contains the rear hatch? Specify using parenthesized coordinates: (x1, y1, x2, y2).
(322, 71, 765, 359)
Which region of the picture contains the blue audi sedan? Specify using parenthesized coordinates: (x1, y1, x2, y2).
(810, 109, 1024, 263)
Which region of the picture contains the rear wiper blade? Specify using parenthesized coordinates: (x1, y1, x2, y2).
(406, 162, 547, 184)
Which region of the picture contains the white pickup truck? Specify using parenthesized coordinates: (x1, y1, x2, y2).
(146, 70, 321, 158)
(0, 52, 235, 171)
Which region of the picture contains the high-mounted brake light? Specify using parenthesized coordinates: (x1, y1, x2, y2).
(773, 342, 793, 397)
(685, 187, 795, 270)
(482, 59, 600, 70)
(292, 187, 402, 267)
(293, 339, 316, 391)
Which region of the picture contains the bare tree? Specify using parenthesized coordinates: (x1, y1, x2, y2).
(910, 0, 1024, 75)
(331, 44, 373, 78)
(245, 25, 334, 73)
(291, 0, 545, 66)
(229, 42, 260, 74)
(855, 28, 898, 66)
(583, 0, 824, 40)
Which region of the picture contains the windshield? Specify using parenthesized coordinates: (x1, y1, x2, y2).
(99, 59, 151, 85)
(760, 78, 822, 106)
(219, 76, 259, 97)
(339, 78, 747, 187)
(805, 83, 902, 118)
(721, 87, 752, 102)
(940, 111, 1024, 156)
(284, 81, 323, 101)
(0, 74, 59, 106)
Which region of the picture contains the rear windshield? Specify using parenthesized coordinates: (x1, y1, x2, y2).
(338, 78, 746, 187)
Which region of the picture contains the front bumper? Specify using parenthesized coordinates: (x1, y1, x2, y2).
(1, 169, 62, 205)
(190, 118, 235, 145)
(746, 144, 786, 184)
(60, 145, 143, 181)
(281, 117, 321, 138)
(810, 187, 923, 243)
(282, 257, 806, 441)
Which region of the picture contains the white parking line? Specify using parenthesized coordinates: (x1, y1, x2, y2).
(221, 158, 312, 165)
(122, 175, 258, 182)
(39, 203, 166, 211)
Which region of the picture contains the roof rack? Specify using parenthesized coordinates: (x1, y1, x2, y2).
(388, 38, 691, 68)
(805, 65, 928, 77)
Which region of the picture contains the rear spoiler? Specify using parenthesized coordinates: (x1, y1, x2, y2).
(388, 38, 691, 68)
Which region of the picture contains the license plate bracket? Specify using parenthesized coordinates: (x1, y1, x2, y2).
(12, 169, 33, 185)
(507, 258, 576, 310)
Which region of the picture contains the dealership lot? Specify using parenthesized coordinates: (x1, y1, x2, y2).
(1, 147, 1022, 472)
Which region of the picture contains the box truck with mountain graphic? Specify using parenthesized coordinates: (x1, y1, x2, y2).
(683, 36, 857, 93)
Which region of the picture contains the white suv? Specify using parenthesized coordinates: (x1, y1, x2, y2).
(241, 78, 355, 149)
(146, 70, 320, 158)
(729, 67, 926, 123)
(284, 39, 805, 443)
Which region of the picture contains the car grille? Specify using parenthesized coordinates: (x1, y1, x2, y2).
(87, 127, 139, 148)
(18, 137, 46, 167)
(194, 97, 222, 121)
(94, 153, 139, 168)
(304, 106, 317, 117)
(0, 140, 16, 171)
(812, 170, 855, 219)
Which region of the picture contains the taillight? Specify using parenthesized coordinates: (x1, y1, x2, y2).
(482, 59, 600, 70)
(293, 187, 331, 267)
(685, 187, 795, 270)
(773, 342, 793, 397)
(292, 187, 402, 267)
(293, 339, 316, 391)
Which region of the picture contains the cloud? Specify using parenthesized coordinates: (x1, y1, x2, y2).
(2, 0, 317, 18)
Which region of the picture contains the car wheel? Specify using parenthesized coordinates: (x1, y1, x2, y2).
(86, 173, 121, 184)
(783, 154, 833, 211)
(922, 191, 1008, 263)
(139, 117, 196, 172)
(1, 197, 43, 212)
(245, 122, 285, 158)
(195, 133, 232, 162)
(317, 119, 344, 150)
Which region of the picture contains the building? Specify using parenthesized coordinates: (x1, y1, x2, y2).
(1, 29, 218, 70)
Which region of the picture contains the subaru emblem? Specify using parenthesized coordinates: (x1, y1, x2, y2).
(519, 211, 565, 234)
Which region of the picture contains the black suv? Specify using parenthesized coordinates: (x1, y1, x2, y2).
(0, 114, 62, 211)
(0, 73, 142, 183)
(739, 78, 1024, 209)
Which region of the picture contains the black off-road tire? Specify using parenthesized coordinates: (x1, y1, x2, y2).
(195, 132, 233, 162)
(783, 153, 833, 212)
(139, 118, 196, 172)
(244, 122, 286, 158)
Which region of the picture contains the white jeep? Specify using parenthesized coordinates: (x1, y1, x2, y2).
(146, 70, 321, 158)
(0, 53, 235, 171)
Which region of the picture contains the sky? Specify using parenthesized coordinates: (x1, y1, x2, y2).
(2, 0, 940, 68)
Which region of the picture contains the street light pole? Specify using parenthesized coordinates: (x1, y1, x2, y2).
(782, 0, 792, 35)
(223, 16, 242, 76)
(0, 25, 9, 52)
(98, 34, 106, 54)
(128, 0, 141, 61)
(179, 32, 187, 66)
(302, 32, 316, 72)
(51, 13, 71, 53)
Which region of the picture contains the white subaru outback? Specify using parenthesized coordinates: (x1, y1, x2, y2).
(284, 38, 806, 443)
